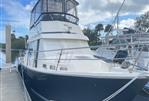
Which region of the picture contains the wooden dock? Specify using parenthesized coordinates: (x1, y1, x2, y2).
(0, 68, 31, 101)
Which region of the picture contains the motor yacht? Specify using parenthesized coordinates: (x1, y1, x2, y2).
(18, 0, 149, 101)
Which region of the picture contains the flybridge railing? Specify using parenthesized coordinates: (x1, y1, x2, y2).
(30, 12, 79, 29)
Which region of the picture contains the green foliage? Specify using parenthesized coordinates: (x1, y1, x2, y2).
(0, 34, 26, 62)
(11, 34, 25, 50)
(0, 43, 5, 49)
(11, 34, 25, 62)
(95, 24, 104, 33)
(135, 11, 149, 32)
(104, 24, 113, 32)
(83, 24, 104, 46)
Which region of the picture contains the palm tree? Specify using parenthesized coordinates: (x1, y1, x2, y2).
(104, 24, 113, 33)
(95, 24, 104, 35)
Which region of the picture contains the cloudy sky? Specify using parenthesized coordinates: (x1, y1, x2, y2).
(0, 0, 149, 43)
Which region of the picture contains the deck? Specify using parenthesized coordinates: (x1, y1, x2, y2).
(0, 68, 31, 101)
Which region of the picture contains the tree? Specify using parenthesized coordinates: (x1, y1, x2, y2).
(11, 34, 26, 62)
(0, 43, 5, 49)
(25, 35, 29, 41)
(0, 34, 26, 62)
(83, 24, 103, 46)
(135, 11, 149, 32)
(83, 28, 96, 46)
(11, 34, 16, 40)
(104, 24, 113, 33)
(95, 24, 104, 34)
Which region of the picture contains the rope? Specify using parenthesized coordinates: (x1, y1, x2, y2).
(102, 73, 143, 101)
(20, 66, 32, 101)
(56, 49, 63, 70)
(21, 66, 28, 101)
(142, 88, 149, 95)
(31, 88, 51, 101)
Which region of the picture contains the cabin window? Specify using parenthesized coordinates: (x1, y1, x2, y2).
(30, 0, 79, 28)
(66, 0, 77, 17)
(47, 0, 63, 12)
(142, 46, 149, 52)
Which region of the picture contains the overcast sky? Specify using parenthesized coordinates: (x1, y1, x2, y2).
(0, 0, 149, 43)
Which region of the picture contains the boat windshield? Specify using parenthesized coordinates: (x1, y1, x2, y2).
(141, 45, 149, 52)
(30, 0, 79, 29)
(110, 39, 127, 44)
(136, 45, 149, 52)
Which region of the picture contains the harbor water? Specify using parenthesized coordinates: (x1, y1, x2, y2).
(0, 51, 6, 67)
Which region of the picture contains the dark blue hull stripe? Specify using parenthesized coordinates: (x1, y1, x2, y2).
(18, 65, 149, 101)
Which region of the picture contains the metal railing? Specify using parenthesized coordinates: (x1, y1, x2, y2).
(1, 42, 148, 72)
(20, 43, 149, 72)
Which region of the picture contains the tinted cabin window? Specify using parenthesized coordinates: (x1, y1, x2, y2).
(113, 50, 128, 64)
(138, 45, 149, 52)
(30, 0, 79, 28)
(47, 0, 63, 12)
(142, 46, 149, 52)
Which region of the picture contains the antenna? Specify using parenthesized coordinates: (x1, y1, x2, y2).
(116, 0, 126, 32)
(105, 0, 126, 45)
(107, 0, 126, 34)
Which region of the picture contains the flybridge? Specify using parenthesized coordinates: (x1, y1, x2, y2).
(30, 0, 79, 29)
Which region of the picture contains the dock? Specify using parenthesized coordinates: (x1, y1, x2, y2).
(0, 68, 31, 101)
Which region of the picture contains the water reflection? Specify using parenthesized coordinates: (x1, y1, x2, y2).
(0, 51, 6, 67)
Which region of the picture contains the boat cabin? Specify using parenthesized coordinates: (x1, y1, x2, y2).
(26, 0, 92, 69)
(30, 0, 79, 29)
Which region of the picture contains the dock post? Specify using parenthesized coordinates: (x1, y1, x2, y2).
(5, 25, 12, 71)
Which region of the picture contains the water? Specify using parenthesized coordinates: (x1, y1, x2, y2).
(0, 51, 6, 68)
(0, 51, 18, 68)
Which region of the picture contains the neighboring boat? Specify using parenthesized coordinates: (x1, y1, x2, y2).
(96, 32, 149, 68)
(95, 31, 149, 98)
(18, 0, 149, 101)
